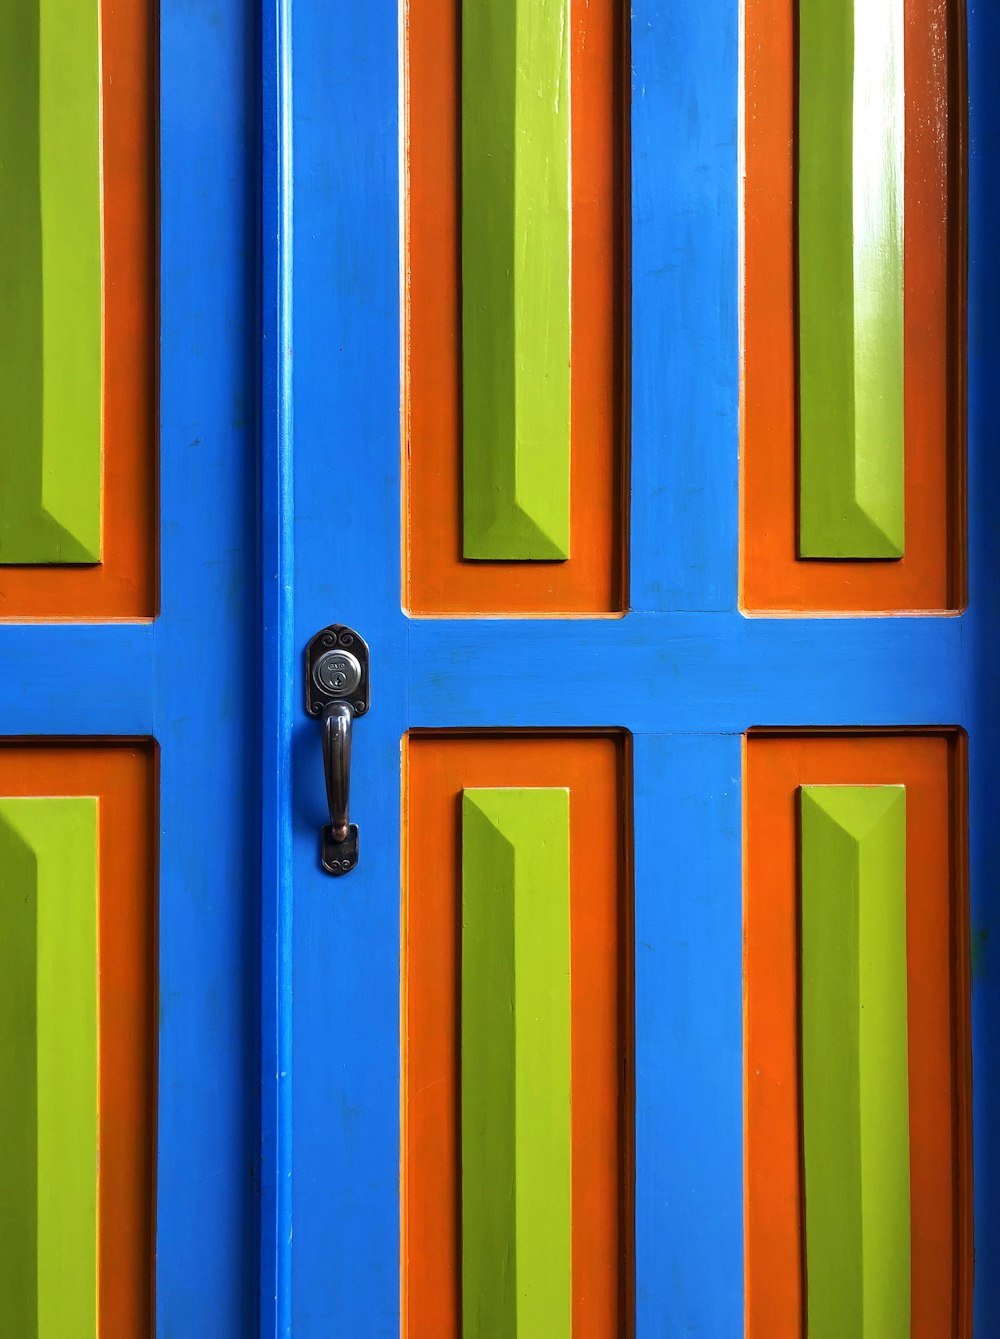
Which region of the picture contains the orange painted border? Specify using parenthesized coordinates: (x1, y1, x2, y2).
(402, 733, 633, 1337)
(0, 743, 157, 1333)
(741, 0, 965, 613)
(403, 1, 626, 615)
(744, 731, 972, 1339)
(0, 0, 156, 620)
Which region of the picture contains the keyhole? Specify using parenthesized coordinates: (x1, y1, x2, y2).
(313, 648, 363, 696)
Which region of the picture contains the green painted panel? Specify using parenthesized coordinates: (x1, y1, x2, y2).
(798, 0, 905, 559)
(0, 0, 102, 564)
(461, 788, 572, 1337)
(461, 794, 516, 1337)
(461, 0, 571, 560)
(0, 798, 99, 1337)
(800, 785, 910, 1339)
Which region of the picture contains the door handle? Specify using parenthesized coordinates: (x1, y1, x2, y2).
(305, 625, 370, 875)
(322, 702, 353, 844)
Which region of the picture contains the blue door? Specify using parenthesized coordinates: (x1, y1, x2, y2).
(4, 0, 994, 1334)
(263, 1, 999, 1335)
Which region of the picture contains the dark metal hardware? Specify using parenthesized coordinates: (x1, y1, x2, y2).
(305, 625, 370, 875)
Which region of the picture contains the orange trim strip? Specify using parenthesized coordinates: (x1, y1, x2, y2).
(404, 0, 625, 615)
(744, 732, 971, 1339)
(0, 0, 156, 620)
(741, 0, 964, 613)
(0, 743, 156, 1332)
(402, 733, 632, 1337)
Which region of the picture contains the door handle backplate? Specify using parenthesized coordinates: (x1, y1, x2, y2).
(305, 624, 370, 875)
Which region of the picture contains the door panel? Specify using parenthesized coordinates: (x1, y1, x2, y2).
(745, 732, 971, 1337)
(0, 746, 155, 1335)
(279, 2, 999, 1338)
(404, 0, 625, 611)
(403, 733, 632, 1338)
(742, 0, 964, 611)
(0, 0, 156, 617)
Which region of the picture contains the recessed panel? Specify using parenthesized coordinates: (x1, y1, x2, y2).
(744, 731, 971, 1338)
(741, 0, 964, 611)
(403, 733, 632, 1336)
(0, 0, 156, 617)
(0, 744, 156, 1334)
(404, 0, 626, 614)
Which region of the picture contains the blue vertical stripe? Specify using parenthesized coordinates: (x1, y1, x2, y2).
(633, 734, 743, 1334)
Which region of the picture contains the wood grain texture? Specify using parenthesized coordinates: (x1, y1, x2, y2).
(0, 0, 102, 564)
(405, 0, 623, 608)
(798, 0, 905, 559)
(800, 785, 910, 1339)
(461, 788, 572, 1336)
(744, 734, 970, 1339)
(742, 0, 962, 609)
(461, 0, 571, 560)
(0, 0, 155, 614)
(0, 797, 98, 1336)
(0, 746, 155, 1337)
(403, 735, 631, 1339)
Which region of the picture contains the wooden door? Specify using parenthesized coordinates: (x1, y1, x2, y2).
(0, 0, 259, 1331)
(1, 0, 992, 1335)
(272, 1, 998, 1336)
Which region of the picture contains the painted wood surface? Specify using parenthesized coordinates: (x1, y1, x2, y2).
(0, 0, 102, 565)
(0, 746, 156, 1336)
(403, 736, 630, 1339)
(0, 797, 98, 1336)
(461, 787, 572, 1337)
(745, 735, 969, 1339)
(968, 4, 1000, 1329)
(280, 0, 996, 1332)
(0, 0, 271, 1326)
(633, 734, 743, 1333)
(156, 0, 261, 1326)
(0, 0, 155, 615)
(461, 0, 571, 560)
(743, 0, 960, 610)
(800, 785, 910, 1338)
(798, 0, 905, 560)
(407, 0, 622, 611)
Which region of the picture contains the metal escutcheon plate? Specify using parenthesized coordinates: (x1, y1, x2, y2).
(321, 823, 359, 876)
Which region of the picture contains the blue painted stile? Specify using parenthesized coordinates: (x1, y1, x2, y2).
(156, 0, 260, 1327)
(288, 0, 405, 1332)
(260, 0, 295, 1333)
(967, 0, 1000, 1329)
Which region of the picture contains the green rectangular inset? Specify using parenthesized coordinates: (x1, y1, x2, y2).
(461, 787, 572, 1336)
(800, 785, 910, 1339)
(461, 0, 572, 560)
(0, 0, 103, 564)
(798, 0, 905, 559)
(0, 797, 99, 1336)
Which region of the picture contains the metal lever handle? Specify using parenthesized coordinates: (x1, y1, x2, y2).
(305, 623, 370, 876)
(322, 702, 353, 843)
